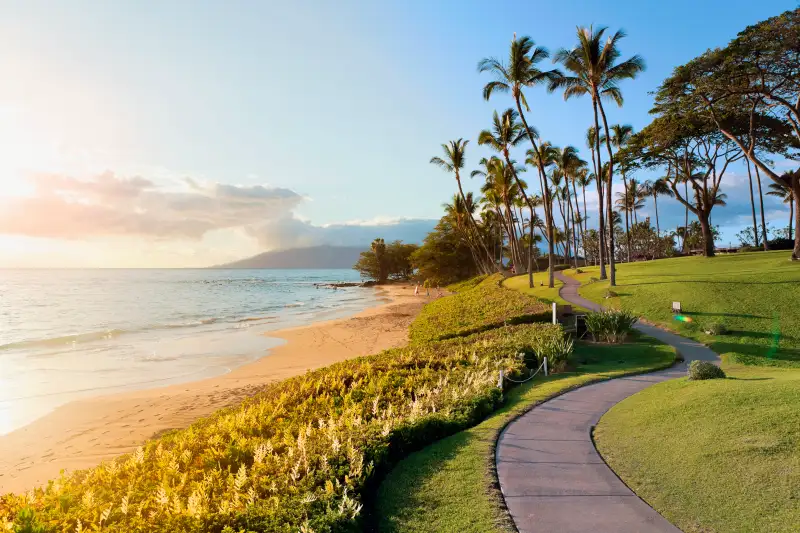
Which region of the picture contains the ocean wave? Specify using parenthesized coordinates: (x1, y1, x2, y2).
(0, 330, 126, 351)
(284, 302, 305, 308)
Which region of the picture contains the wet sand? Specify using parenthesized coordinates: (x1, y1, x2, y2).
(0, 284, 425, 494)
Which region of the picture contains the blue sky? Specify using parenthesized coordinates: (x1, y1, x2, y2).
(0, 0, 794, 266)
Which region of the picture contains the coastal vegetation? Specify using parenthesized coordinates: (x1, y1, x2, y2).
(0, 277, 563, 532)
(408, 274, 549, 344)
(353, 240, 418, 283)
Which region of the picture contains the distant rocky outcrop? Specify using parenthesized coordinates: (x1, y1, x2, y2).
(213, 245, 366, 269)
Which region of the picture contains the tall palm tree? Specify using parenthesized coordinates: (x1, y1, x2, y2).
(552, 26, 645, 286)
(584, 127, 605, 273)
(478, 108, 530, 271)
(643, 178, 673, 235)
(479, 35, 561, 288)
(767, 180, 795, 241)
(431, 139, 495, 273)
(553, 146, 582, 267)
(610, 124, 634, 262)
(754, 164, 769, 251)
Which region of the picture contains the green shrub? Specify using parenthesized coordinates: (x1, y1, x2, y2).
(688, 360, 726, 380)
(589, 277, 599, 283)
(533, 335, 575, 372)
(576, 268, 584, 274)
(0, 324, 565, 533)
(445, 275, 487, 293)
(585, 310, 638, 343)
(705, 321, 728, 335)
(605, 290, 618, 298)
(553, 264, 571, 271)
(409, 274, 550, 343)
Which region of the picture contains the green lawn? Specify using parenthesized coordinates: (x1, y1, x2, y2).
(503, 273, 567, 306)
(571, 252, 800, 366)
(375, 336, 677, 532)
(595, 361, 800, 533)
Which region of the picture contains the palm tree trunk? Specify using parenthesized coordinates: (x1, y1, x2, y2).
(622, 172, 631, 263)
(653, 194, 660, 236)
(455, 175, 495, 273)
(572, 178, 585, 266)
(567, 182, 579, 268)
(597, 98, 616, 286)
(745, 158, 760, 247)
(591, 106, 607, 279)
(754, 164, 769, 250)
(791, 194, 794, 242)
(515, 98, 555, 287)
(528, 211, 534, 287)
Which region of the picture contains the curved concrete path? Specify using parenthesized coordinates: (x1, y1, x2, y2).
(496, 272, 718, 533)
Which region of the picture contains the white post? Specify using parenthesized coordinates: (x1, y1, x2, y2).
(498, 369, 504, 389)
(544, 357, 548, 377)
(552, 302, 558, 324)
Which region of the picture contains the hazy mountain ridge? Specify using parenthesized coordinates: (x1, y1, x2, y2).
(213, 245, 366, 269)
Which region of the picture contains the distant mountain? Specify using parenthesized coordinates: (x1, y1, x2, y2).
(213, 245, 366, 269)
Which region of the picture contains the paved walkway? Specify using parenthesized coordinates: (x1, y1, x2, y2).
(496, 272, 718, 533)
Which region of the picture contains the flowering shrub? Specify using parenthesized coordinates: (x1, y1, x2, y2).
(0, 324, 563, 533)
(409, 274, 550, 344)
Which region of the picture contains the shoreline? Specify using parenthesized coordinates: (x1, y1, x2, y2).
(0, 283, 424, 494)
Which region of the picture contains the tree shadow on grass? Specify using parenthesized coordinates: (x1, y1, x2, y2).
(684, 312, 768, 319)
(711, 339, 800, 366)
(624, 280, 798, 288)
(726, 377, 775, 381)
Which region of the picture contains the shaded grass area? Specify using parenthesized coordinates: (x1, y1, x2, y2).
(570, 252, 800, 366)
(595, 360, 800, 533)
(409, 274, 549, 344)
(375, 336, 677, 532)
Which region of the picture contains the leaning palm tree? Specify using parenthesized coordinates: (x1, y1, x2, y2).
(643, 178, 674, 235)
(431, 139, 495, 273)
(767, 180, 795, 241)
(479, 35, 561, 287)
(551, 27, 645, 286)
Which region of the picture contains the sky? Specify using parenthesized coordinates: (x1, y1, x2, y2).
(0, 0, 795, 267)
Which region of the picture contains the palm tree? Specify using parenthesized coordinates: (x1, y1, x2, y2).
(553, 146, 582, 267)
(610, 124, 634, 262)
(479, 35, 561, 288)
(767, 180, 795, 241)
(552, 26, 645, 286)
(584, 127, 605, 273)
(444, 194, 483, 269)
(478, 109, 529, 271)
(431, 139, 495, 273)
(643, 178, 673, 235)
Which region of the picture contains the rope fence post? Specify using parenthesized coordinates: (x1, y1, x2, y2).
(552, 302, 557, 324)
(498, 369, 504, 389)
(544, 357, 548, 377)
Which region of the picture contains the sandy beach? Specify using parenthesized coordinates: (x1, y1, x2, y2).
(0, 284, 424, 494)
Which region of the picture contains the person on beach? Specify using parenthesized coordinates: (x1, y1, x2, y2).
(414, 282, 420, 297)
(436, 284, 442, 298)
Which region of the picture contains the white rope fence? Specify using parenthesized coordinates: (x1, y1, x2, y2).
(498, 356, 548, 387)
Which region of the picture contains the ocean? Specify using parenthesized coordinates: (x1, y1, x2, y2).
(0, 269, 379, 435)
